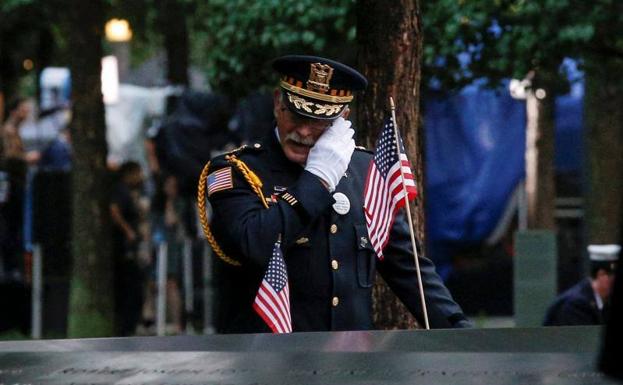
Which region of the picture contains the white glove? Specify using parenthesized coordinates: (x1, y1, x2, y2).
(305, 117, 355, 192)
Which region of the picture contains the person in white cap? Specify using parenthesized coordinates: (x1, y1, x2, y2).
(544, 244, 620, 326)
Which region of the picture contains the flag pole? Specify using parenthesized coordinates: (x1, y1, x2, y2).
(389, 96, 430, 330)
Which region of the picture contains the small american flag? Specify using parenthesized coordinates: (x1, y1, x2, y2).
(253, 238, 292, 333)
(363, 115, 417, 259)
(207, 167, 233, 196)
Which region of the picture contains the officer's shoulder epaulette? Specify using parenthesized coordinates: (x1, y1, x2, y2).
(354, 145, 373, 154)
(209, 143, 263, 170)
(225, 143, 264, 157)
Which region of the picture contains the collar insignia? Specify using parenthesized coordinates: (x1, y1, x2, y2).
(295, 237, 310, 245)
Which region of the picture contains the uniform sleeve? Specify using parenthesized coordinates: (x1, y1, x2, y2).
(555, 298, 597, 325)
(376, 209, 470, 328)
(207, 158, 333, 270)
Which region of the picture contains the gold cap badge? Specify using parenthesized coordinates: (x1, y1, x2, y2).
(307, 63, 334, 94)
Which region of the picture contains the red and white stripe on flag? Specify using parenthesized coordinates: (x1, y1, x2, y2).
(363, 116, 417, 259)
(253, 240, 292, 333)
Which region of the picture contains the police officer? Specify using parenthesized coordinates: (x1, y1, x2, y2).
(544, 244, 620, 326)
(202, 55, 469, 333)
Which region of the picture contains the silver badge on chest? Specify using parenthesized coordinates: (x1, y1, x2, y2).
(332, 192, 350, 215)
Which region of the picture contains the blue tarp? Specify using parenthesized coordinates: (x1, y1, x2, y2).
(423, 81, 583, 276)
(555, 83, 584, 173)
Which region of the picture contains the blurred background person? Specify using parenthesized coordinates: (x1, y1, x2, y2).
(0, 97, 40, 281)
(149, 173, 186, 334)
(1, 97, 41, 165)
(109, 161, 146, 336)
(544, 244, 620, 326)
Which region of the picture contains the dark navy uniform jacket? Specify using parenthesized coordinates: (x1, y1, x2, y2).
(208, 130, 469, 333)
(543, 278, 605, 326)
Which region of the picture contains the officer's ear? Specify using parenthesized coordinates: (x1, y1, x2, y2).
(341, 106, 351, 119)
(273, 89, 283, 118)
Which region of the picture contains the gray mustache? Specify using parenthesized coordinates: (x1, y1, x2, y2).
(285, 132, 316, 146)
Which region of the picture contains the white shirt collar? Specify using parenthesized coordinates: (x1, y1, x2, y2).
(593, 285, 604, 310)
(275, 126, 281, 143)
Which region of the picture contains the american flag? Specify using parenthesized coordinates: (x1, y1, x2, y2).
(253, 239, 292, 333)
(207, 167, 233, 196)
(363, 116, 417, 259)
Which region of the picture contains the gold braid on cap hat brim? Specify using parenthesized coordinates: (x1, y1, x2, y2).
(280, 80, 353, 103)
(197, 154, 268, 266)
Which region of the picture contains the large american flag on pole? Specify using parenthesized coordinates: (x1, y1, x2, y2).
(363, 116, 417, 259)
(253, 239, 292, 333)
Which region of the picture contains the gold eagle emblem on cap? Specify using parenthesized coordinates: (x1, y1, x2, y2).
(307, 63, 334, 94)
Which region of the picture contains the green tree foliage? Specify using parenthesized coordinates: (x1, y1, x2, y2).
(4, 0, 356, 98)
(421, 0, 623, 91)
(191, 0, 355, 97)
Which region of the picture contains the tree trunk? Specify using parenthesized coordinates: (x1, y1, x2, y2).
(0, 91, 4, 122)
(36, 26, 55, 104)
(158, 0, 190, 86)
(357, 0, 422, 329)
(525, 71, 557, 230)
(65, 0, 115, 337)
(584, 57, 623, 245)
(0, 43, 19, 112)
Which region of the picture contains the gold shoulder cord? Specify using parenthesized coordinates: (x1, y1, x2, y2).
(224, 154, 268, 210)
(197, 154, 268, 267)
